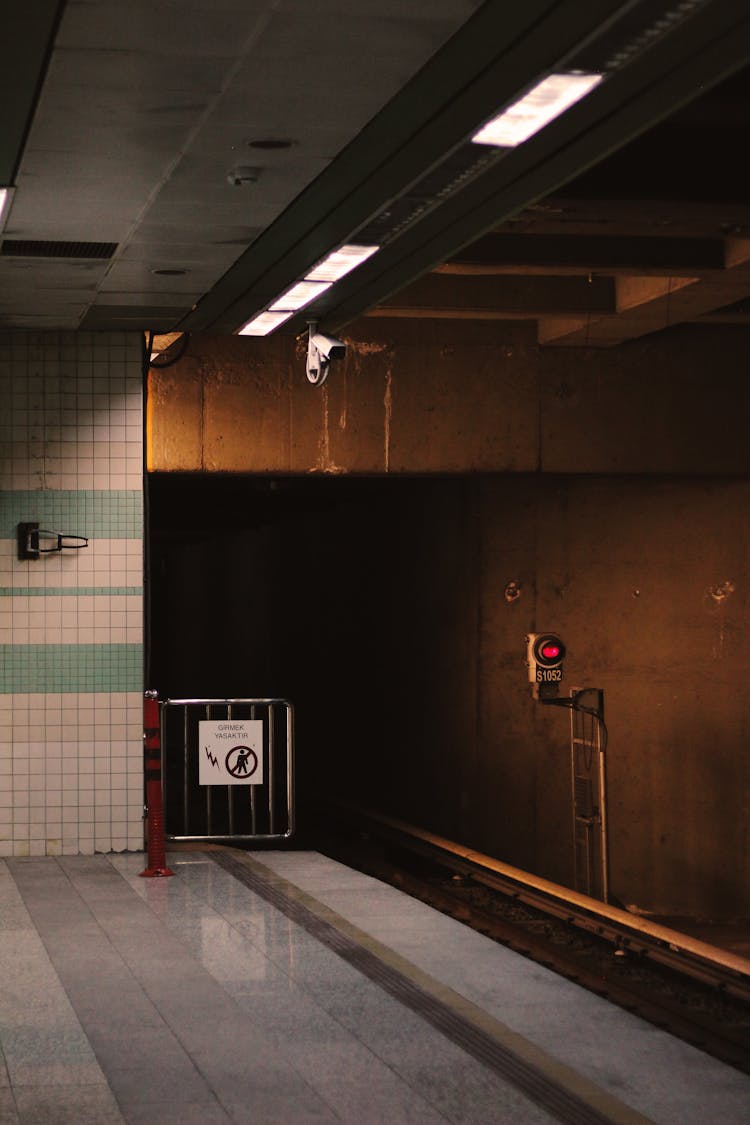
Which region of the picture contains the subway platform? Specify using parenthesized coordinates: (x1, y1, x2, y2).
(0, 848, 748, 1125)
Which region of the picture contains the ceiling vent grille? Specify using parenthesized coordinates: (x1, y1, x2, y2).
(575, 0, 710, 74)
(355, 143, 499, 247)
(0, 239, 117, 259)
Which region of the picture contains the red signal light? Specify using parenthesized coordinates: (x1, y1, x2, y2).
(530, 633, 566, 668)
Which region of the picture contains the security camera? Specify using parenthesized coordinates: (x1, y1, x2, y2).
(311, 333, 346, 363)
(306, 323, 346, 386)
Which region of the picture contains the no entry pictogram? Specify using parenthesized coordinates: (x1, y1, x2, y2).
(225, 745, 259, 779)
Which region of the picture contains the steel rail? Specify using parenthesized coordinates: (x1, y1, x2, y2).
(328, 802, 750, 1004)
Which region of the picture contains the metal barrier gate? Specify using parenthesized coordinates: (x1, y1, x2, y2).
(161, 698, 294, 841)
(569, 688, 608, 902)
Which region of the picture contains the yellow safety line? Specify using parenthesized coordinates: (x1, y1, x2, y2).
(232, 849, 656, 1125)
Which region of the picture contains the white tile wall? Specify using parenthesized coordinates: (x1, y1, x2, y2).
(0, 693, 144, 857)
(0, 331, 144, 857)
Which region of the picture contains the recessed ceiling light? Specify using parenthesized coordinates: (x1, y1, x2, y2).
(305, 243, 379, 283)
(472, 72, 602, 148)
(235, 243, 380, 337)
(269, 280, 332, 312)
(0, 187, 13, 231)
(239, 310, 294, 336)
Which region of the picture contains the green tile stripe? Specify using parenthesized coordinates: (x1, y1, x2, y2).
(0, 644, 142, 693)
(0, 587, 142, 597)
(0, 491, 142, 539)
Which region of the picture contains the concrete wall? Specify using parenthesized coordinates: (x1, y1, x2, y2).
(149, 320, 750, 476)
(148, 319, 750, 918)
(476, 475, 749, 917)
(0, 331, 144, 857)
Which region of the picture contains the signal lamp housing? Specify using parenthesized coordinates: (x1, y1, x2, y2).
(527, 632, 566, 699)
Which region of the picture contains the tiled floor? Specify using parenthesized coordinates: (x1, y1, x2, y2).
(0, 849, 748, 1125)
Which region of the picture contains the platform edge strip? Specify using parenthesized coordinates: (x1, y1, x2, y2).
(212, 849, 655, 1125)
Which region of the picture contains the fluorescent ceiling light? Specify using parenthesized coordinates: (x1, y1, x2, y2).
(269, 280, 332, 312)
(236, 243, 380, 337)
(306, 243, 379, 283)
(472, 72, 602, 148)
(0, 187, 11, 231)
(238, 310, 294, 336)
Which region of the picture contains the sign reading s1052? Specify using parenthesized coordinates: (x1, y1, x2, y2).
(526, 633, 566, 698)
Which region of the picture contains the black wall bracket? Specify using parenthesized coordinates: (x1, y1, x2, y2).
(17, 522, 89, 560)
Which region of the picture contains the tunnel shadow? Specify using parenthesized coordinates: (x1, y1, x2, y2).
(147, 473, 477, 839)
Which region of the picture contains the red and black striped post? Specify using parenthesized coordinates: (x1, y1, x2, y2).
(140, 690, 174, 878)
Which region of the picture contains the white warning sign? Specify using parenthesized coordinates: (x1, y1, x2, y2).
(198, 720, 264, 786)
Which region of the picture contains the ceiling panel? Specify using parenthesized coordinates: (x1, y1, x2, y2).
(55, 2, 269, 56)
(3, 0, 750, 347)
(2, 0, 478, 330)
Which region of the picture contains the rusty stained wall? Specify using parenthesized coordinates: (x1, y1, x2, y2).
(475, 476, 750, 918)
(150, 323, 533, 474)
(149, 320, 750, 477)
(148, 319, 750, 918)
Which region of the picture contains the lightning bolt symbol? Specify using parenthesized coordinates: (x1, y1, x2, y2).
(205, 747, 220, 767)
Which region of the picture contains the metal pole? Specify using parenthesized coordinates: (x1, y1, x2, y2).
(227, 702, 235, 836)
(286, 702, 295, 837)
(268, 703, 276, 835)
(205, 702, 212, 836)
(598, 709, 610, 904)
(183, 703, 189, 836)
(140, 690, 174, 878)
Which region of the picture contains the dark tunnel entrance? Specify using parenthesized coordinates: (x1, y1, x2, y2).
(147, 472, 477, 842)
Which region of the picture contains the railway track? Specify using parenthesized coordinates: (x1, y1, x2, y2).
(311, 803, 750, 1076)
